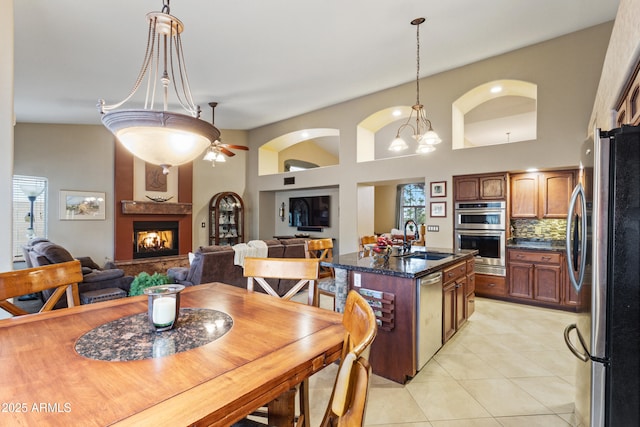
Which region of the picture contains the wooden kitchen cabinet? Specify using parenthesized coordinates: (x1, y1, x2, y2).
(540, 171, 575, 218)
(466, 258, 476, 317)
(616, 60, 640, 126)
(442, 261, 467, 343)
(510, 173, 539, 218)
(453, 172, 508, 201)
(508, 249, 562, 305)
(475, 274, 507, 297)
(510, 170, 575, 219)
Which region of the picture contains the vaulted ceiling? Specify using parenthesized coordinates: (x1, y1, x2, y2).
(13, 0, 619, 130)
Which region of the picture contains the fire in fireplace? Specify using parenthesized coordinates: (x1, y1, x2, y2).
(133, 221, 179, 259)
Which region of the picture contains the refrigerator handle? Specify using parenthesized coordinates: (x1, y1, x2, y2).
(564, 323, 590, 362)
(565, 183, 587, 292)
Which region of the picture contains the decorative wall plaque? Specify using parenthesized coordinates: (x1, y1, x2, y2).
(145, 163, 167, 192)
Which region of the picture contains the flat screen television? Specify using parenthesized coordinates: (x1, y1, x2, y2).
(289, 196, 330, 227)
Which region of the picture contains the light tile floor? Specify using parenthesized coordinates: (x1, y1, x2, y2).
(307, 297, 579, 427)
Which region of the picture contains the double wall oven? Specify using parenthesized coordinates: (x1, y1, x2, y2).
(454, 201, 506, 276)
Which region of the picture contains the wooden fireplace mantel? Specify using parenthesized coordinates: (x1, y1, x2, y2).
(121, 200, 193, 215)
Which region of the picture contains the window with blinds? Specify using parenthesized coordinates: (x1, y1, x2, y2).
(13, 175, 48, 261)
(397, 183, 426, 228)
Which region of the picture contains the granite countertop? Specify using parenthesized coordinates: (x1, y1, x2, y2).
(506, 238, 566, 252)
(321, 247, 478, 279)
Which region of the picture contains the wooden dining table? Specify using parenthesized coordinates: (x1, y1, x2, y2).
(0, 283, 344, 426)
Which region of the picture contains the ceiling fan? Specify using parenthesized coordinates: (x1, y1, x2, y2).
(203, 102, 249, 162)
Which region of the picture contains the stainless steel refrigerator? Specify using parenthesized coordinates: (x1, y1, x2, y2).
(564, 125, 640, 426)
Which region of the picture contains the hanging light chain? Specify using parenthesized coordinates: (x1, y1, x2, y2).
(415, 20, 421, 107)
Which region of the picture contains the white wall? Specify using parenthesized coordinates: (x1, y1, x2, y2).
(245, 22, 613, 254)
(0, 0, 13, 271)
(14, 124, 116, 264)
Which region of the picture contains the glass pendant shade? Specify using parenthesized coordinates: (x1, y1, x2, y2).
(389, 136, 409, 152)
(420, 128, 442, 145)
(102, 110, 218, 169)
(415, 143, 436, 154)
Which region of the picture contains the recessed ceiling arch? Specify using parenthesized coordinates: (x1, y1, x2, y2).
(258, 128, 340, 176)
(452, 79, 537, 149)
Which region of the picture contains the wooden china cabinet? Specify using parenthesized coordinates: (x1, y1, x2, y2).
(209, 192, 244, 246)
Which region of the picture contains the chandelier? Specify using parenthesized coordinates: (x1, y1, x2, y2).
(389, 18, 441, 154)
(98, 0, 219, 175)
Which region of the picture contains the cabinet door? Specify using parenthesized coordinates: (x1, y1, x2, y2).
(442, 282, 456, 343)
(508, 261, 534, 299)
(540, 171, 574, 218)
(534, 264, 562, 303)
(455, 278, 467, 330)
(510, 173, 538, 218)
(479, 175, 506, 199)
(454, 177, 479, 201)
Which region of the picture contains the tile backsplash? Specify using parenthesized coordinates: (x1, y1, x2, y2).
(511, 218, 567, 240)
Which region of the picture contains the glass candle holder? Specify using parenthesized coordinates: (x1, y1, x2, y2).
(144, 284, 185, 332)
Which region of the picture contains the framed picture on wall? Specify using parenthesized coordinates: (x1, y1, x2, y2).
(430, 201, 447, 218)
(430, 181, 446, 198)
(59, 190, 106, 220)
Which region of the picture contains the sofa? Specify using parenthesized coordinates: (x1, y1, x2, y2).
(167, 238, 309, 296)
(23, 238, 134, 308)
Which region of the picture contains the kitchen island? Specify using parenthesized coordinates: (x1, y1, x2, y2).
(321, 247, 477, 383)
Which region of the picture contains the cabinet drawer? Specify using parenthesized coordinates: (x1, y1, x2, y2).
(466, 258, 475, 274)
(466, 273, 476, 294)
(475, 274, 507, 297)
(443, 262, 467, 284)
(509, 250, 561, 264)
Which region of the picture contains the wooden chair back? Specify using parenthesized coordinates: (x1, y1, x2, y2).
(304, 238, 334, 279)
(359, 236, 377, 257)
(329, 352, 372, 427)
(320, 290, 377, 427)
(244, 257, 320, 306)
(0, 260, 83, 316)
(340, 290, 378, 360)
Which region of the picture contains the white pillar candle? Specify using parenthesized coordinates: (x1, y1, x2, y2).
(152, 296, 176, 326)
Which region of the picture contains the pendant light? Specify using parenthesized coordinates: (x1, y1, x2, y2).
(389, 18, 441, 154)
(98, 0, 220, 175)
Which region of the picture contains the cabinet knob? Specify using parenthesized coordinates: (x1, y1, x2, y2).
(488, 283, 496, 287)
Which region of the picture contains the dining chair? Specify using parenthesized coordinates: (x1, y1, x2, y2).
(0, 260, 83, 316)
(319, 289, 378, 426)
(304, 238, 335, 309)
(359, 235, 377, 257)
(242, 256, 320, 427)
(244, 256, 319, 306)
(234, 290, 377, 427)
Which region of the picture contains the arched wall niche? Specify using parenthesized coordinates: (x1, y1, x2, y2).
(357, 106, 411, 162)
(258, 128, 339, 176)
(452, 79, 538, 150)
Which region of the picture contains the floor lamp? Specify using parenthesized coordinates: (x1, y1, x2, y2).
(20, 184, 45, 239)
(18, 184, 45, 301)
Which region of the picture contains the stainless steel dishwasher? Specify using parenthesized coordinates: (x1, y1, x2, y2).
(416, 271, 443, 370)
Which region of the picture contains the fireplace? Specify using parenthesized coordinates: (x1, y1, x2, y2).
(133, 221, 179, 259)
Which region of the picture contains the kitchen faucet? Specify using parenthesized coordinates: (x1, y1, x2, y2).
(403, 219, 417, 253)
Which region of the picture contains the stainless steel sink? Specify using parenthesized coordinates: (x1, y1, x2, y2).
(399, 251, 454, 261)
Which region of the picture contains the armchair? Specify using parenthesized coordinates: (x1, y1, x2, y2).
(23, 238, 133, 308)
